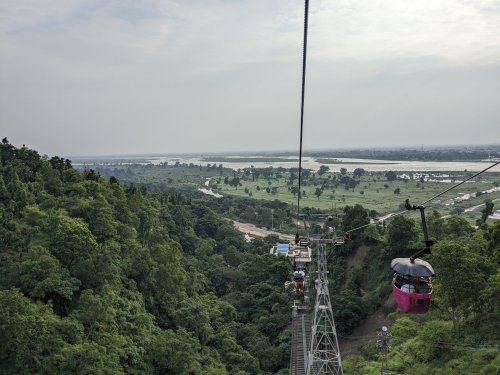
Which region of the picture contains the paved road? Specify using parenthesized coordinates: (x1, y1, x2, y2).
(463, 197, 500, 213)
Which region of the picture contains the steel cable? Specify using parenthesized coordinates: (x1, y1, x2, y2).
(296, 0, 309, 233)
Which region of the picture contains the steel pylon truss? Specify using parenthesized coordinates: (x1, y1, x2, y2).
(307, 241, 343, 375)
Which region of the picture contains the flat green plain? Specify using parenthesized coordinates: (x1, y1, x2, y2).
(88, 163, 500, 223)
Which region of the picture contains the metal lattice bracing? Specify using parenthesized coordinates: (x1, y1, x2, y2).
(307, 241, 343, 375)
(290, 309, 312, 375)
(377, 326, 392, 375)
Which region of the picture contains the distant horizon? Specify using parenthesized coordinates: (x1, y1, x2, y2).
(63, 143, 500, 160)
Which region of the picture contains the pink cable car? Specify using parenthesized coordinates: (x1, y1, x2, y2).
(391, 257, 434, 313)
(391, 200, 437, 314)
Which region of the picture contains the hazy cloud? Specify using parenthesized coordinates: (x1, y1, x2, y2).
(1, 0, 499, 156)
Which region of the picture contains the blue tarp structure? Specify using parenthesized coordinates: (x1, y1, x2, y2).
(277, 243, 289, 255)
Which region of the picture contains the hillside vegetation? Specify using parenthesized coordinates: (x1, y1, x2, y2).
(338, 213, 500, 374)
(1, 140, 499, 374)
(0, 140, 293, 374)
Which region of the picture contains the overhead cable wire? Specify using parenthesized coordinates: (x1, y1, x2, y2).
(296, 0, 309, 232)
(345, 209, 409, 234)
(420, 160, 500, 205)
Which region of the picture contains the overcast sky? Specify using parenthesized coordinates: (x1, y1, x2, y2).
(1, 0, 499, 157)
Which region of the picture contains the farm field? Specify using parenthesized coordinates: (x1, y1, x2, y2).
(213, 172, 500, 217)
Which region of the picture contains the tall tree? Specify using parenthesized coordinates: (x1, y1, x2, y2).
(443, 215, 473, 238)
(318, 165, 329, 175)
(385, 171, 397, 182)
(314, 187, 323, 200)
(342, 204, 369, 233)
(386, 215, 419, 253)
(431, 240, 487, 331)
(480, 199, 494, 223)
(353, 168, 365, 178)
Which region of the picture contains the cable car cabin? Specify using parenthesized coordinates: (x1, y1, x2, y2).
(293, 270, 305, 294)
(334, 233, 351, 246)
(271, 239, 311, 294)
(392, 274, 432, 313)
(391, 258, 434, 314)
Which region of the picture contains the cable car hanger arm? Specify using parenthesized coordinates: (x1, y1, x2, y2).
(404, 199, 437, 262)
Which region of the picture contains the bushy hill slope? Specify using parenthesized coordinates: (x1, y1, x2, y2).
(0, 139, 293, 374)
(337, 214, 500, 373)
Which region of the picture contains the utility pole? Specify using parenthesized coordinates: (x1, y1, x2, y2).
(377, 326, 391, 375)
(272, 209, 274, 230)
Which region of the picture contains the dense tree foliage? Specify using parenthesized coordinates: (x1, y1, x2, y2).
(0, 141, 292, 374)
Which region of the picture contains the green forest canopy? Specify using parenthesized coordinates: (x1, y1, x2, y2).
(1, 139, 499, 374)
(0, 140, 293, 374)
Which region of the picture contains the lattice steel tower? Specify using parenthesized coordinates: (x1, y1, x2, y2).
(307, 241, 343, 375)
(377, 326, 391, 375)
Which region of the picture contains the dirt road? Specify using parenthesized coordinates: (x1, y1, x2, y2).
(227, 219, 295, 241)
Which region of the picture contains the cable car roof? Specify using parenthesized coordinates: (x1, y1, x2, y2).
(391, 257, 435, 277)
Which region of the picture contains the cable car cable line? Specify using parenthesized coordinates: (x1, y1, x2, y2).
(296, 0, 309, 234)
(419, 160, 500, 206)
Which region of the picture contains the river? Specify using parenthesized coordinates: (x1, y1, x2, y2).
(145, 155, 499, 173)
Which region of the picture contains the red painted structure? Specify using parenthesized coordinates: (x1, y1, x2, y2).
(391, 281, 432, 313)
